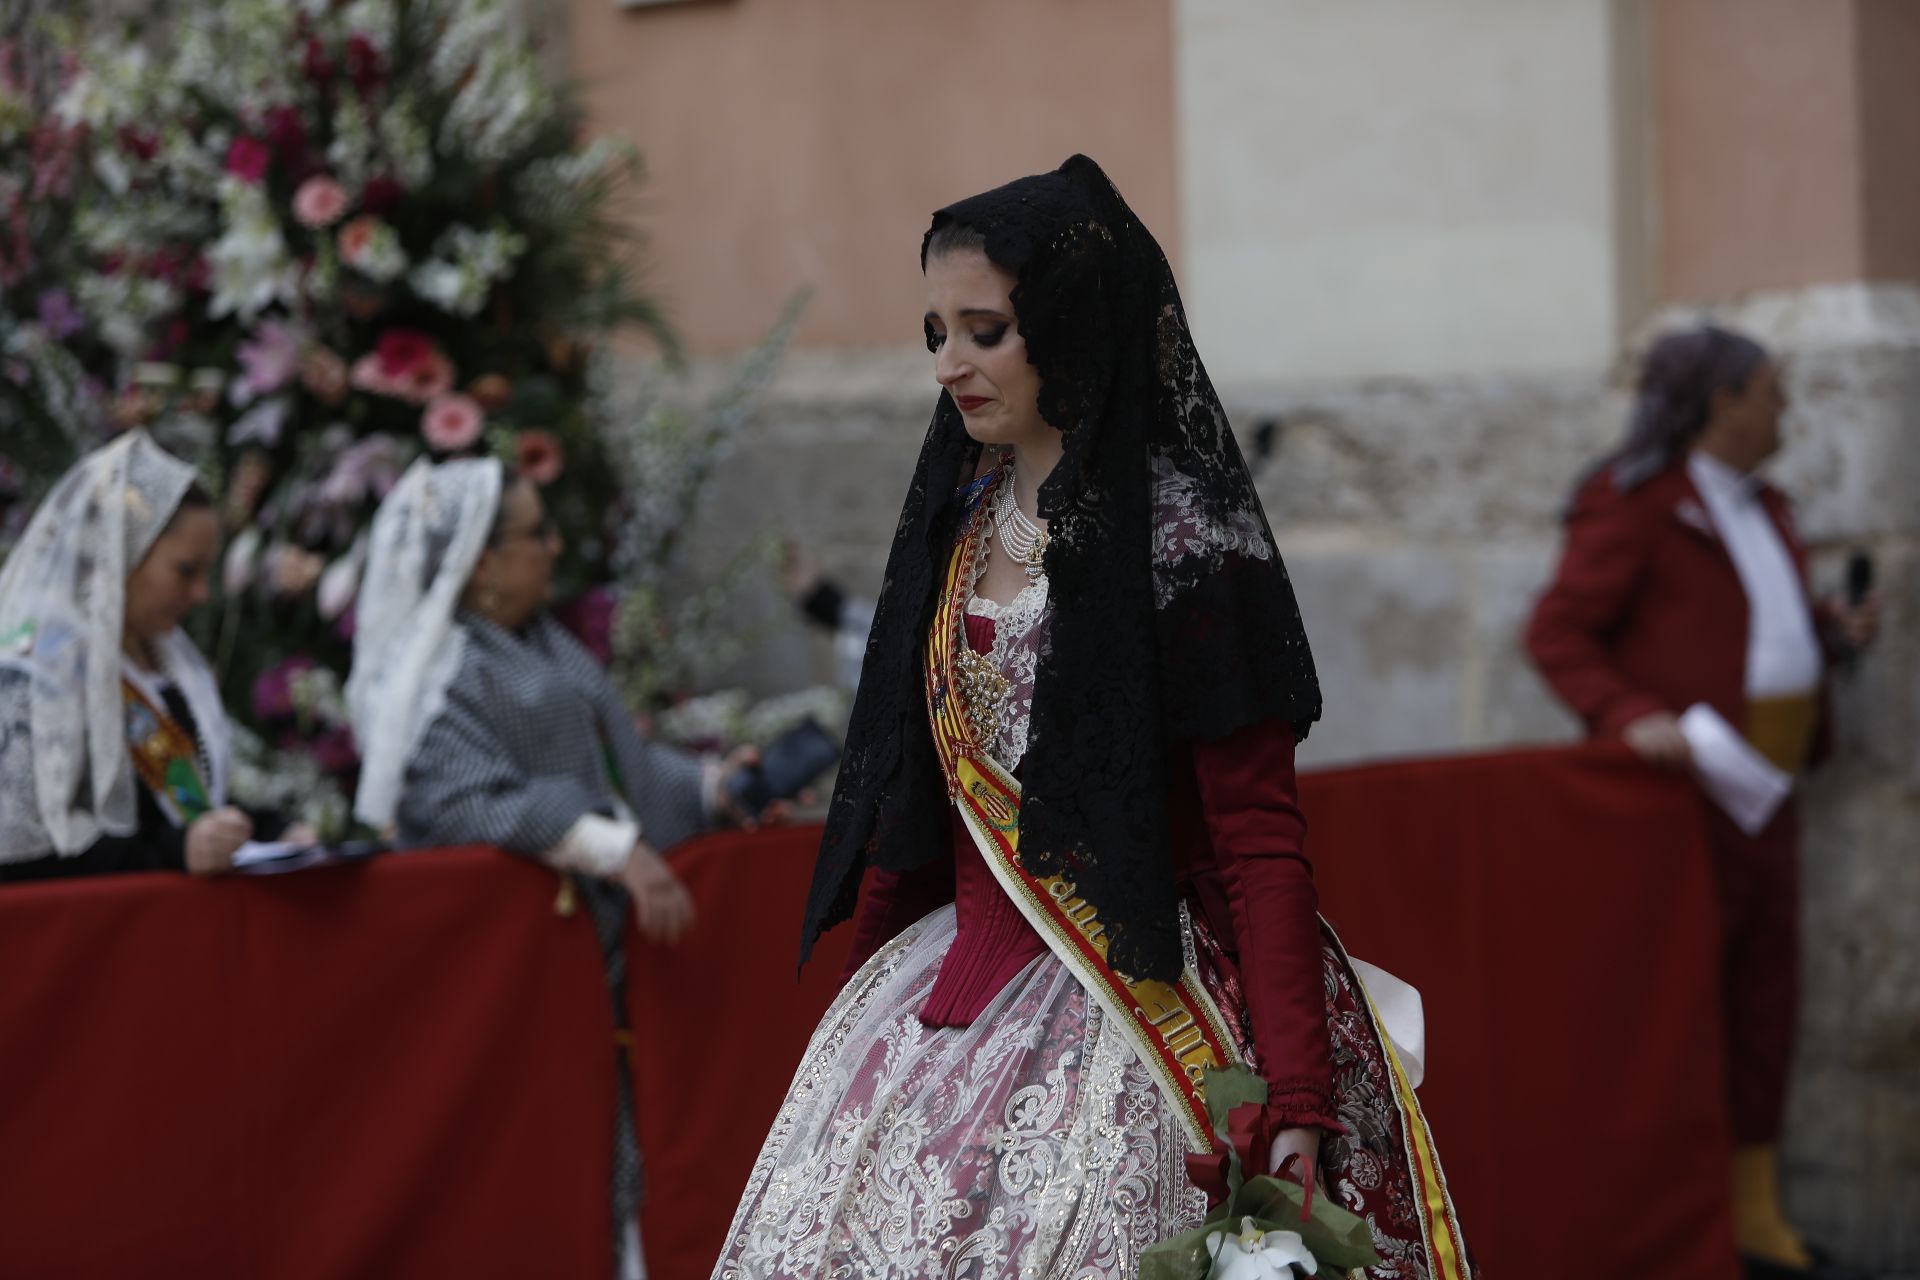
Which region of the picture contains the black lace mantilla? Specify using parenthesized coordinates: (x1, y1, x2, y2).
(802, 155, 1321, 983)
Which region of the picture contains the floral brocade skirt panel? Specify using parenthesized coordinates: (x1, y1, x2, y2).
(712, 905, 1459, 1280)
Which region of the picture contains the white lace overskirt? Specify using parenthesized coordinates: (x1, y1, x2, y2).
(712, 905, 1208, 1279)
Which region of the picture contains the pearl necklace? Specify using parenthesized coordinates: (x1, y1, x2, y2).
(991, 467, 1049, 583)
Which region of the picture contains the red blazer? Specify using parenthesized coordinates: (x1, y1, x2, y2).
(1526, 460, 1832, 758)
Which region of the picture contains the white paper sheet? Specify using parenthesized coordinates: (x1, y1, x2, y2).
(230, 840, 308, 868)
(1678, 703, 1793, 836)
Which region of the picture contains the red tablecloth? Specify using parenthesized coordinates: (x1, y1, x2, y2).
(1301, 745, 1739, 1280)
(0, 745, 1742, 1280)
(0, 849, 619, 1280)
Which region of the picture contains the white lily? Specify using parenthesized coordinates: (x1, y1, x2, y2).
(223, 529, 262, 595)
(207, 182, 298, 321)
(316, 540, 367, 623)
(1203, 1216, 1319, 1280)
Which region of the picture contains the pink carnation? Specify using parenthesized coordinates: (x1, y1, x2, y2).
(514, 429, 565, 486)
(336, 214, 381, 266)
(421, 393, 484, 452)
(292, 175, 349, 229)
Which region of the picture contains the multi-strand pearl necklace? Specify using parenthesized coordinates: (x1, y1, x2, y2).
(990, 465, 1049, 583)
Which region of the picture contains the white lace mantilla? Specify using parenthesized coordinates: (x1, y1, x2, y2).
(0, 431, 200, 860)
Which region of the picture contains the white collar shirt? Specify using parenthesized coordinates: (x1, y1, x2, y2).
(1686, 451, 1823, 698)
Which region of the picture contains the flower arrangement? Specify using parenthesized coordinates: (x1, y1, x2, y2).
(0, 0, 800, 820)
(0, 34, 96, 532)
(1140, 1067, 1382, 1280)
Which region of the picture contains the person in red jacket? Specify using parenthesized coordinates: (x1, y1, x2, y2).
(1528, 326, 1879, 1278)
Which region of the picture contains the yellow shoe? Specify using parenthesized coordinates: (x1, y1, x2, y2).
(1732, 1144, 1814, 1270)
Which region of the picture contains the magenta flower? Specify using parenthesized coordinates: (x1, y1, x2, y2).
(359, 174, 404, 216)
(225, 135, 272, 184)
(263, 105, 310, 172)
(344, 35, 385, 96)
(554, 586, 617, 667)
(252, 655, 320, 723)
(30, 121, 81, 202)
(350, 328, 455, 404)
(301, 37, 335, 85)
(307, 727, 361, 777)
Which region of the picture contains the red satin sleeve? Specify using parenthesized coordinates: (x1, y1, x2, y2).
(838, 847, 957, 983)
(1191, 719, 1340, 1133)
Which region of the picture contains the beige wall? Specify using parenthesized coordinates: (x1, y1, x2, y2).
(560, 0, 1177, 356)
(1174, 0, 1621, 386)
(1653, 0, 1872, 302)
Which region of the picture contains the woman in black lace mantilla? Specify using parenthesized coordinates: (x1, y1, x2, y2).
(715, 156, 1470, 1280)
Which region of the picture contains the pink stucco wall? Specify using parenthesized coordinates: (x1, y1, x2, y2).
(561, 0, 1177, 355)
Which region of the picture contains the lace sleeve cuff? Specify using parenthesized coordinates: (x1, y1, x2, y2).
(1260, 1081, 1345, 1137)
(544, 814, 638, 878)
(701, 758, 728, 823)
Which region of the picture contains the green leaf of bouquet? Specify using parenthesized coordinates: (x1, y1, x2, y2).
(1201, 1063, 1270, 1133)
(1229, 1176, 1382, 1273)
(1137, 1223, 1219, 1280)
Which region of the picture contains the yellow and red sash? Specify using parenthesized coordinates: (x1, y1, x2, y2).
(1327, 923, 1475, 1280)
(122, 679, 211, 826)
(923, 474, 1241, 1154)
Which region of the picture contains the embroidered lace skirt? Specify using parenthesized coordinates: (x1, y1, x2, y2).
(712, 904, 1208, 1278)
(713, 907, 1469, 1280)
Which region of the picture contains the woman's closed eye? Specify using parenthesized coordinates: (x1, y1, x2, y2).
(925, 325, 1007, 353)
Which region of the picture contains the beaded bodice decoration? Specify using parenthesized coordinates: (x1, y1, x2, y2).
(961, 585, 1045, 770)
(949, 467, 1048, 769)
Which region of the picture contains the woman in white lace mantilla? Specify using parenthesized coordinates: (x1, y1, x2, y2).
(0, 431, 300, 881)
(351, 455, 772, 1280)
